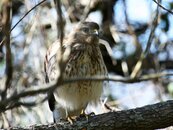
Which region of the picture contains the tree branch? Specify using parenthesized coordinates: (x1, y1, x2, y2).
(9, 100, 173, 130)
(1, 71, 173, 113)
(11, 0, 47, 32)
(1, 0, 13, 100)
(153, 0, 173, 15)
(0, 0, 47, 46)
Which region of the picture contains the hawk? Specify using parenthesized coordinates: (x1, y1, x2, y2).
(44, 21, 108, 122)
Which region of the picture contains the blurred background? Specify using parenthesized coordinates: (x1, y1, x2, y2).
(1, 0, 173, 128)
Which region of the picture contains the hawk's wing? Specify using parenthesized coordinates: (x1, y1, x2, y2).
(44, 39, 85, 113)
(44, 40, 61, 112)
(44, 40, 61, 82)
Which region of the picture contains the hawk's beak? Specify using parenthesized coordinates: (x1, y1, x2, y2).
(91, 29, 99, 36)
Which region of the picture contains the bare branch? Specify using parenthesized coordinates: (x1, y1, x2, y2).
(5, 101, 37, 111)
(0, 0, 47, 46)
(81, 0, 92, 21)
(11, 0, 47, 32)
(1, 0, 13, 100)
(54, 0, 64, 43)
(153, 0, 173, 15)
(1, 71, 173, 112)
(123, 0, 142, 54)
(54, 0, 66, 76)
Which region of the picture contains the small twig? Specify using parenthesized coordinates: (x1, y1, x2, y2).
(123, 0, 142, 53)
(153, 0, 173, 15)
(122, 0, 142, 77)
(99, 39, 117, 65)
(0, 0, 47, 46)
(54, 0, 64, 43)
(54, 0, 66, 71)
(11, 0, 47, 32)
(5, 101, 37, 111)
(81, 0, 92, 21)
(52, 1, 69, 103)
(64, 72, 173, 84)
(130, 0, 160, 78)
(144, 4, 159, 56)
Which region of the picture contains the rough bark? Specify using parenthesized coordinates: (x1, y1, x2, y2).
(8, 100, 173, 130)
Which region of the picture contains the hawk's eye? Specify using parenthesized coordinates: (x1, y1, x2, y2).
(82, 27, 89, 33)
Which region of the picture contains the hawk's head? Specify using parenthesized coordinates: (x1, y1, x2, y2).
(72, 22, 100, 44)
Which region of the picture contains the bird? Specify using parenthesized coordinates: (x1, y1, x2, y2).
(44, 21, 108, 122)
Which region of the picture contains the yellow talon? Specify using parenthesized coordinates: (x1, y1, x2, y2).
(80, 109, 89, 121)
(67, 116, 74, 124)
(80, 109, 85, 115)
(67, 116, 77, 124)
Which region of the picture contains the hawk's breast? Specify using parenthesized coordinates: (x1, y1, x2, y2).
(55, 44, 107, 111)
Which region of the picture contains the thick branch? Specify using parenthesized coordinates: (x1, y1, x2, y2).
(9, 100, 173, 130)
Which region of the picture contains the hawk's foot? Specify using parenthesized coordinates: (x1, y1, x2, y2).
(79, 110, 95, 121)
(67, 116, 77, 124)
